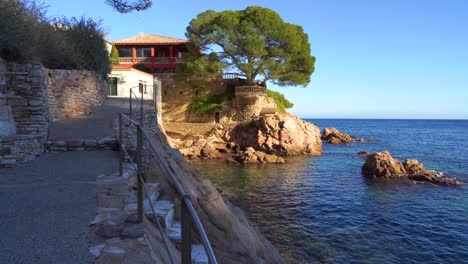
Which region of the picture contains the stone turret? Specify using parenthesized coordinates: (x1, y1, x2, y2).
(234, 85, 276, 121)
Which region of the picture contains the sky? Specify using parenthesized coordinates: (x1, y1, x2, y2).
(43, 0, 468, 119)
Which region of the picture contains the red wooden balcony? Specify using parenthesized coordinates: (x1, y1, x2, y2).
(118, 57, 185, 65)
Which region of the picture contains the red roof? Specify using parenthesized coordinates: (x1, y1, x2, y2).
(113, 34, 189, 45)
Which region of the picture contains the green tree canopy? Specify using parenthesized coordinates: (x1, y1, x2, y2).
(186, 6, 316, 86)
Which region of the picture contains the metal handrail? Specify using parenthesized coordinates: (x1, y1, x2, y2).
(129, 86, 143, 123)
(118, 127, 177, 264)
(118, 115, 218, 263)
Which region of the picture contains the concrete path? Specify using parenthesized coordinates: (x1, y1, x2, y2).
(0, 151, 118, 264)
(48, 96, 154, 140)
(0, 97, 138, 263)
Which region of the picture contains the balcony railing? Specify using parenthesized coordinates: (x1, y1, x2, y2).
(118, 57, 185, 64)
(154, 72, 174, 80)
(119, 57, 133, 63)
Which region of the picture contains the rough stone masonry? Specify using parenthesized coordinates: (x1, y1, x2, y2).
(0, 58, 107, 167)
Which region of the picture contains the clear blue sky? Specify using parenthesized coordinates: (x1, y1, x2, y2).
(44, 0, 468, 119)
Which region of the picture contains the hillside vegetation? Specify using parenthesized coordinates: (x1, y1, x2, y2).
(0, 0, 110, 76)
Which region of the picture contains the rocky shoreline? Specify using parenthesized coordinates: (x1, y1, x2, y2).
(168, 113, 322, 164)
(167, 118, 463, 187)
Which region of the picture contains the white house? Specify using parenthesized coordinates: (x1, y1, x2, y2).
(108, 66, 160, 98)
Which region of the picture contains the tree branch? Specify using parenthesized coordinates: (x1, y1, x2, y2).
(105, 0, 152, 13)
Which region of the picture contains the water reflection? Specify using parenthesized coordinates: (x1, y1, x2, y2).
(191, 157, 321, 262)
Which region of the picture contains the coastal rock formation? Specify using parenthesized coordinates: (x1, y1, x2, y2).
(357, 151, 371, 156)
(362, 151, 407, 178)
(230, 114, 322, 156)
(168, 114, 321, 163)
(362, 151, 462, 186)
(321, 128, 354, 144)
(402, 159, 461, 186)
(321, 127, 370, 144)
(228, 147, 285, 164)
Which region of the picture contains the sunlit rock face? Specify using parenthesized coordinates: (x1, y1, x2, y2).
(321, 127, 354, 144)
(362, 151, 462, 186)
(230, 113, 322, 156)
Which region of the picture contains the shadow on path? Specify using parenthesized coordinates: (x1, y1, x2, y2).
(0, 97, 139, 263)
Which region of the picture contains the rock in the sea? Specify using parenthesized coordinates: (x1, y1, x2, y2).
(362, 151, 462, 186)
(357, 151, 371, 156)
(403, 159, 462, 186)
(321, 127, 354, 144)
(230, 114, 322, 156)
(362, 151, 407, 178)
(230, 147, 285, 164)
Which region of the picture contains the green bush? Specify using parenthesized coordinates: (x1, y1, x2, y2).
(267, 89, 294, 114)
(0, 0, 110, 77)
(110, 44, 119, 65)
(191, 88, 234, 114)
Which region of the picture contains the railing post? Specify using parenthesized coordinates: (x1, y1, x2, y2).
(129, 89, 133, 120)
(182, 197, 192, 264)
(140, 88, 144, 127)
(137, 126, 143, 223)
(119, 114, 123, 176)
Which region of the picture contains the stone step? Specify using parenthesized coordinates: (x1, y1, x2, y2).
(121, 162, 136, 177)
(166, 221, 181, 240)
(45, 136, 118, 151)
(192, 244, 209, 264)
(152, 200, 174, 217)
(90, 237, 153, 264)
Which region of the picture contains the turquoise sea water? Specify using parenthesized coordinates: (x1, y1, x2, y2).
(191, 119, 468, 264)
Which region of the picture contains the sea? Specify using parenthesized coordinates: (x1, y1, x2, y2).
(191, 119, 468, 264)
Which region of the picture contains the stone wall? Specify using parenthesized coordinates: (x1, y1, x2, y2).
(47, 69, 107, 121)
(0, 58, 108, 167)
(234, 86, 276, 121)
(0, 60, 49, 167)
(161, 80, 277, 124)
(161, 80, 233, 123)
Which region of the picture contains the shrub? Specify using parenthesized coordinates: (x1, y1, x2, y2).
(0, 0, 110, 76)
(266, 89, 294, 114)
(110, 44, 119, 65)
(191, 88, 234, 114)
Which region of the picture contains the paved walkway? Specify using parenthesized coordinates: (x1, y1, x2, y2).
(0, 151, 118, 264)
(0, 97, 139, 264)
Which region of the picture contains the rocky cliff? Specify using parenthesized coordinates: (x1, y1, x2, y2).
(167, 113, 322, 163)
(230, 113, 322, 156)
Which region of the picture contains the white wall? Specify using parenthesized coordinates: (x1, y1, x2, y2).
(109, 69, 155, 98)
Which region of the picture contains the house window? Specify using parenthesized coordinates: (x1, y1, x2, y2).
(157, 50, 167, 57)
(118, 47, 132, 57)
(136, 47, 151, 57)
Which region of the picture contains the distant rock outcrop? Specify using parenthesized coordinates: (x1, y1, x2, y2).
(362, 151, 462, 186)
(321, 128, 354, 144)
(321, 127, 370, 144)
